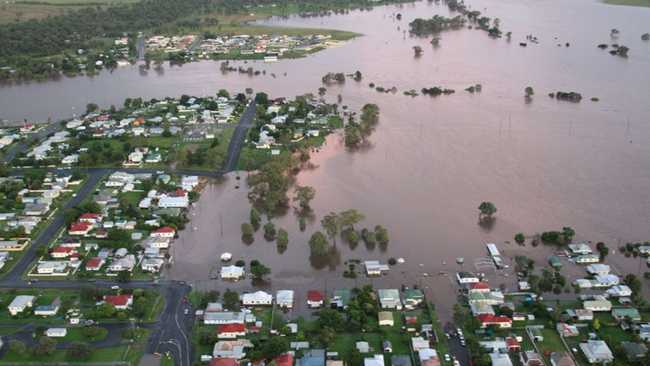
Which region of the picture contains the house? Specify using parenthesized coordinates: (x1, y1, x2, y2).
(242, 291, 272, 306)
(204, 311, 246, 325)
(586, 264, 610, 276)
(51, 246, 76, 259)
(276, 290, 294, 309)
(103, 294, 133, 310)
(583, 300, 612, 312)
(8, 295, 35, 315)
(477, 314, 512, 328)
(479, 339, 507, 353)
(23, 203, 50, 216)
(568, 243, 592, 255)
(575, 254, 600, 264)
(411, 337, 430, 351)
(217, 324, 246, 339)
(221, 265, 245, 280)
(549, 256, 562, 269)
(78, 213, 102, 224)
(621, 342, 648, 361)
(274, 354, 294, 366)
(456, 272, 480, 284)
(36, 261, 68, 275)
(639, 323, 650, 341)
(158, 190, 189, 208)
(181, 176, 199, 191)
(378, 311, 394, 326)
(356, 341, 370, 353)
(34, 298, 61, 316)
(298, 349, 326, 366)
(592, 274, 619, 287)
(469, 282, 490, 293)
(505, 337, 520, 352)
(364, 260, 389, 276)
(606, 285, 632, 298)
(520, 351, 543, 366)
(378, 289, 402, 310)
(108, 254, 136, 272)
(69, 222, 92, 236)
(331, 289, 351, 309)
(209, 358, 239, 366)
(392, 356, 412, 366)
(611, 307, 641, 323)
(556, 323, 580, 337)
(141, 258, 165, 272)
(307, 290, 324, 308)
(490, 353, 513, 366)
(580, 340, 613, 364)
(566, 309, 594, 321)
(212, 339, 253, 359)
(550, 352, 576, 366)
(364, 355, 384, 366)
(151, 226, 176, 238)
(45, 328, 67, 338)
(403, 288, 424, 309)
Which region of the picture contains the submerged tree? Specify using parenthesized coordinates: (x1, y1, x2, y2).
(478, 201, 497, 219)
(309, 231, 330, 257)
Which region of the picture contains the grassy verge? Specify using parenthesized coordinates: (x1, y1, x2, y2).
(603, 0, 650, 7)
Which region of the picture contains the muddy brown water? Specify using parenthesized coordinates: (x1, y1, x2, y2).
(2, 0, 650, 319)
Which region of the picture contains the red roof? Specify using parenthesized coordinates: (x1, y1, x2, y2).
(104, 294, 132, 307)
(172, 189, 187, 197)
(217, 324, 246, 333)
(155, 226, 175, 234)
(470, 282, 490, 290)
(209, 359, 238, 366)
(307, 290, 324, 302)
(52, 246, 74, 254)
(274, 354, 293, 366)
(79, 213, 100, 219)
(86, 257, 103, 269)
(477, 314, 512, 324)
(506, 337, 520, 349)
(69, 222, 91, 232)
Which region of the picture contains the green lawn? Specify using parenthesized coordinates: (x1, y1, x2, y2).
(63, 326, 109, 342)
(604, 0, 650, 7)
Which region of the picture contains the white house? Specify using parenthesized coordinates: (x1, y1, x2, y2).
(242, 291, 273, 306)
(221, 265, 245, 280)
(607, 285, 632, 298)
(141, 258, 164, 272)
(203, 311, 246, 325)
(45, 328, 67, 338)
(456, 272, 480, 284)
(276, 290, 294, 309)
(568, 243, 592, 255)
(108, 254, 136, 272)
(592, 274, 619, 287)
(8, 295, 35, 315)
(580, 340, 613, 364)
(586, 264, 610, 276)
(364, 260, 389, 276)
(377, 289, 402, 310)
(575, 254, 600, 264)
(181, 176, 199, 191)
(583, 300, 612, 312)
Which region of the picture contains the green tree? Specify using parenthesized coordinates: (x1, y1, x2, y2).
(593, 318, 601, 331)
(33, 337, 56, 356)
(375, 225, 389, 246)
(255, 92, 269, 106)
(562, 227, 575, 243)
(241, 223, 254, 244)
(525, 86, 534, 98)
(67, 342, 92, 360)
(263, 221, 276, 241)
(478, 201, 497, 218)
(223, 289, 240, 311)
(8, 340, 26, 355)
(514, 232, 525, 245)
(309, 231, 329, 256)
(250, 260, 271, 280)
(277, 228, 288, 252)
(250, 208, 261, 231)
(596, 242, 609, 261)
(217, 89, 230, 98)
(321, 212, 341, 245)
(293, 186, 316, 213)
(86, 103, 99, 114)
(339, 209, 364, 229)
(117, 270, 131, 283)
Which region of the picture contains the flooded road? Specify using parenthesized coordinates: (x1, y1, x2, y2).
(3, 0, 650, 318)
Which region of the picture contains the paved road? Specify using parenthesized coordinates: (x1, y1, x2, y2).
(444, 323, 472, 366)
(1, 122, 62, 164)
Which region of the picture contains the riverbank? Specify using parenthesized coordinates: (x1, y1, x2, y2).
(603, 0, 650, 7)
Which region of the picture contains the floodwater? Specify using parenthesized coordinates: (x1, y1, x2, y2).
(3, 0, 650, 319)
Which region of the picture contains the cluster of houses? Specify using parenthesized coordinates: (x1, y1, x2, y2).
(30, 171, 199, 277)
(146, 35, 198, 54)
(27, 131, 70, 162)
(0, 172, 82, 270)
(195, 34, 337, 61)
(254, 97, 339, 150)
(200, 287, 434, 366)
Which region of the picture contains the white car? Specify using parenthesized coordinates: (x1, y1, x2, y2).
(453, 361, 460, 366)
(111, 285, 120, 290)
(444, 354, 451, 362)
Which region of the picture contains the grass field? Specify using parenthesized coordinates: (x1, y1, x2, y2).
(604, 0, 650, 7)
(0, 0, 138, 24)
